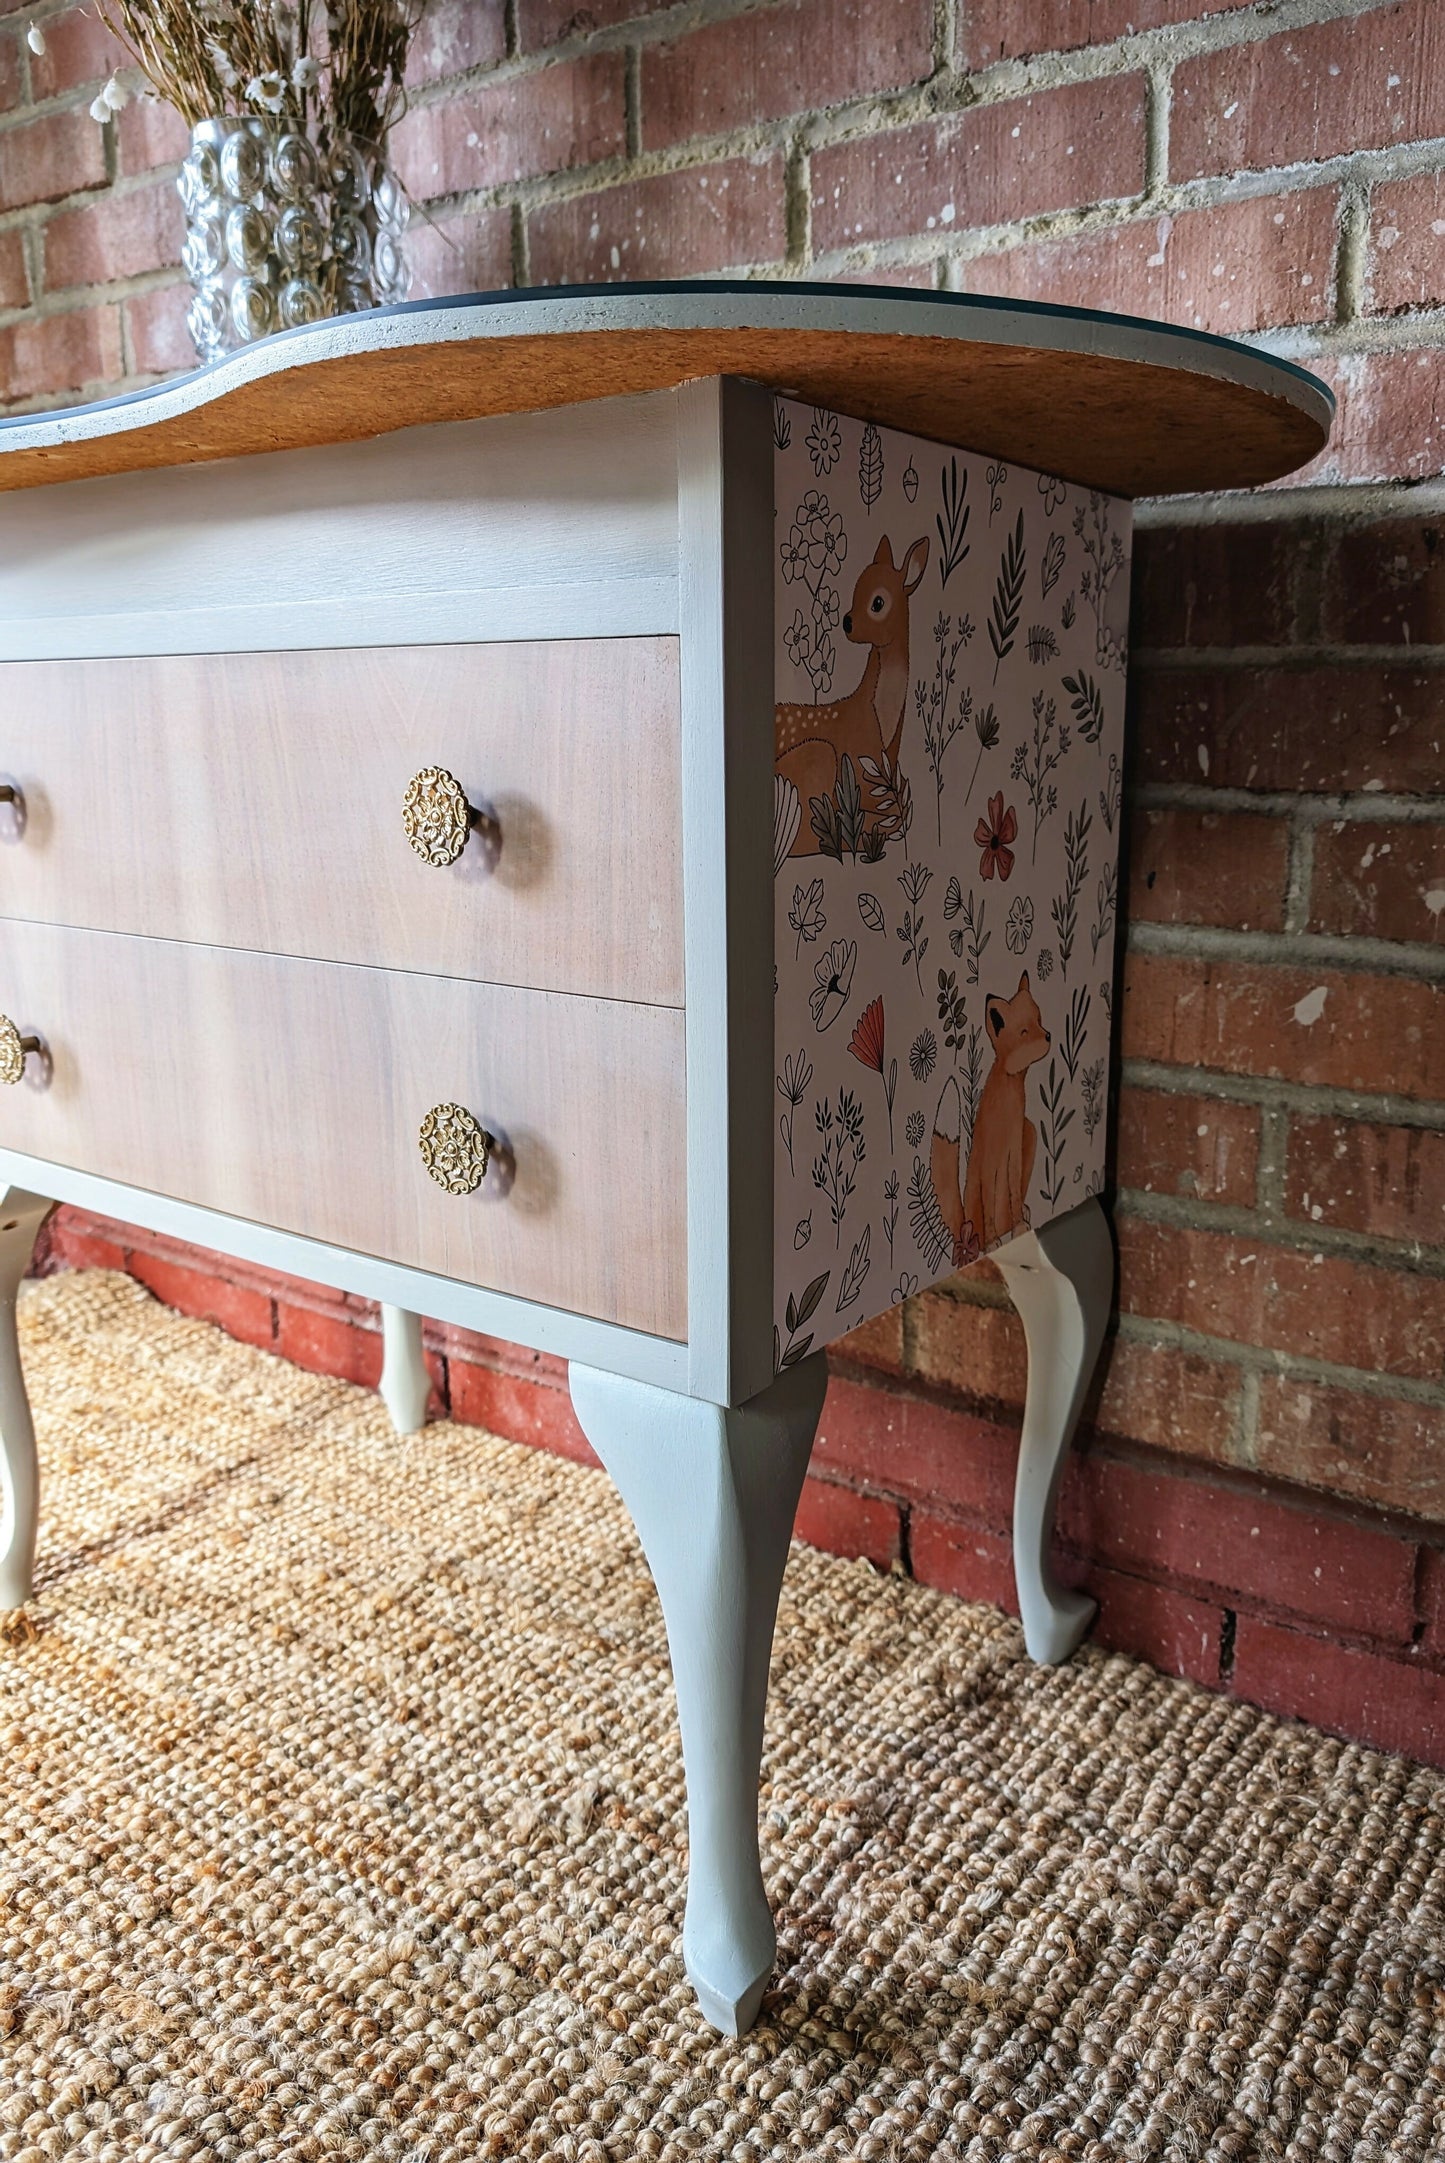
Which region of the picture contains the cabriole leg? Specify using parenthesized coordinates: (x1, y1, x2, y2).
(568, 1354, 827, 2038)
(0, 1189, 55, 1609)
(993, 1195, 1114, 1665)
(379, 1305, 430, 1436)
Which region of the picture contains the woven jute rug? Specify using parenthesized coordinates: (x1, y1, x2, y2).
(0, 1271, 1441, 2162)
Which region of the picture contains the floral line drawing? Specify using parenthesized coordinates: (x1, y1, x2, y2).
(1012, 692, 1069, 863)
(1052, 800, 1091, 979)
(773, 399, 792, 451)
(1061, 667, 1106, 744)
(883, 1172, 900, 1257)
(807, 407, 841, 475)
(986, 460, 1006, 522)
(936, 455, 971, 587)
(812, 1086, 866, 1244)
(988, 508, 1026, 681)
(1038, 471, 1066, 517)
(1007, 893, 1034, 956)
(917, 610, 974, 843)
(780, 488, 846, 699)
(789, 875, 826, 957)
(809, 938, 857, 1030)
(858, 891, 886, 935)
(905, 1109, 925, 1149)
(1027, 623, 1060, 664)
(897, 859, 931, 991)
(943, 877, 990, 982)
(777, 1046, 813, 1173)
(859, 422, 883, 509)
(909, 1027, 937, 1083)
(776, 1268, 829, 1371)
(1075, 490, 1127, 673)
(974, 790, 1018, 883)
(893, 1271, 920, 1306)
(1100, 751, 1122, 833)
(1061, 592, 1077, 629)
(837, 1223, 872, 1312)
(848, 995, 898, 1150)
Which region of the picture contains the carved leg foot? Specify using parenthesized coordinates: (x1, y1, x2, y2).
(569, 1354, 827, 2037)
(379, 1306, 430, 1436)
(0, 1189, 54, 1609)
(994, 1196, 1114, 1665)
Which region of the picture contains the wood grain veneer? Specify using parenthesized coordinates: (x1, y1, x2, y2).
(0, 639, 683, 1007)
(0, 922, 687, 1340)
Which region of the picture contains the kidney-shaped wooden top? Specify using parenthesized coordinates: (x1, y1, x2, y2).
(0, 281, 1331, 499)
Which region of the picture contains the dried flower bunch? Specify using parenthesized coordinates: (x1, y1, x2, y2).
(88, 0, 423, 150)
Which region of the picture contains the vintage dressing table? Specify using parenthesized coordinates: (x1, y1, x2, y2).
(0, 286, 1330, 2033)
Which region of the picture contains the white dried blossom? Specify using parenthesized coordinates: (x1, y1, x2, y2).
(291, 54, 319, 90)
(99, 72, 129, 112)
(88, 92, 109, 122)
(246, 71, 287, 112)
(208, 42, 240, 89)
(25, 22, 45, 57)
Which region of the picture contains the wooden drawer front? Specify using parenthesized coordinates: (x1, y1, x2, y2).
(0, 922, 687, 1341)
(0, 639, 682, 1006)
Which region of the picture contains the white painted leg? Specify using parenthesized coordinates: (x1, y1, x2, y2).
(569, 1354, 827, 2038)
(0, 1190, 54, 1610)
(993, 1196, 1114, 1665)
(379, 1305, 430, 1436)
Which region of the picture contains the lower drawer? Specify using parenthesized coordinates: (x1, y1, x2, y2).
(0, 922, 687, 1341)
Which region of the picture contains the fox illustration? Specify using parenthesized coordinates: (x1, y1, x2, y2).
(931, 972, 1052, 1259)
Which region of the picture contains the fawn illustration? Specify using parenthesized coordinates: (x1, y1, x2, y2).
(931, 972, 1051, 1258)
(775, 532, 929, 858)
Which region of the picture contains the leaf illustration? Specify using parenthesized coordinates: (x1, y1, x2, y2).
(781, 1333, 814, 1368)
(859, 422, 883, 510)
(936, 455, 971, 588)
(858, 891, 886, 934)
(907, 1156, 953, 1275)
(1061, 669, 1106, 744)
(836, 1224, 871, 1312)
(787, 1271, 830, 1335)
(773, 399, 792, 451)
(943, 875, 963, 920)
(1041, 529, 1065, 597)
(988, 509, 1026, 681)
(1026, 623, 1059, 664)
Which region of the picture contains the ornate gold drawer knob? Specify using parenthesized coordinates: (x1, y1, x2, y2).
(401, 766, 495, 868)
(418, 1102, 494, 1194)
(0, 1014, 41, 1085)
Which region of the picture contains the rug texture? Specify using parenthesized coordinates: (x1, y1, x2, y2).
(0, 1269, 1442, 2163)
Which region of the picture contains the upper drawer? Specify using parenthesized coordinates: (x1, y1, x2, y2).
(0, 638, 683, 1006)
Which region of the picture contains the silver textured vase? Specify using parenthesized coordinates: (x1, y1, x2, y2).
(178, 117, 410, 365)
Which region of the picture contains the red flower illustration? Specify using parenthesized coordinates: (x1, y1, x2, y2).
(954, 1216, 982, 1269)
(847, 996, 886, 1074)
(975, 792, 1018, 882)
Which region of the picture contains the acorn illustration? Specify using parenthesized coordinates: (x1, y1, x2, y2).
(902, 458, 919, 501)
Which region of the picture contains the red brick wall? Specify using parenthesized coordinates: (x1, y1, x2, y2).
(2, 0, 1441, 1761)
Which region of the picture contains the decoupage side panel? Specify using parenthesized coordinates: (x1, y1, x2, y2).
(772, 396, 1130, 1369)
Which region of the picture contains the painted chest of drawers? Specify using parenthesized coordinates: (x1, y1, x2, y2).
(0, 287, 1330, 2034)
